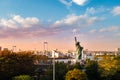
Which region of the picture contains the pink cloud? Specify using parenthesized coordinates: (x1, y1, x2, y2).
(0, 15, 62, 39)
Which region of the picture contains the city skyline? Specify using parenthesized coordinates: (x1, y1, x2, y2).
(0, 0, 120, 51)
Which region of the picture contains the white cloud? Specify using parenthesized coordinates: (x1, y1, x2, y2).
(86, 7, 96, 14)
(99, 28, 106, 32)
(59, 0, 89, 7)
(89, 29, 97, 33)
(12, 15, 39, 28)
(59, 0, 72, 7)
(72, 28, 77, 32)
(0, 19, 17, 29)
(72, 0, 88, 6)
(0, 15, 39, 29)
(74, 33, 85, 38)
(63, 14, 82, 25)
(54, 20, 63, 26)
(85, 6, 110, 15)
(99, 26, 120, 32)
(0, 15, 62, 39)
(112, 6, 120, 16)
(54, 14, 102, 27)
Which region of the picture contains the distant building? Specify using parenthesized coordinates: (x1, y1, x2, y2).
(3, 48, 8, 51)
(55, 59, 76, 64)
(52, 50, 61, 58)
(115, 48, 120, 55)
(115, 48, 120, 51)
(82, 50, 94, 60)
(67, 52, 76, 59)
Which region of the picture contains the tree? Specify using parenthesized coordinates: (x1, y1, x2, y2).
(66, 62, 83, 72)
(110, 56, 120, 80)
(85, 60, 101, 80)
(98, 55, 120, 80)
(0, 51, 36, 80)
(55, 62, 68, 80)
(13, 75, 33, 80)
(34, 55, 48, 64)
(65, 68, 88, 80)
(43, 62, 68, 80)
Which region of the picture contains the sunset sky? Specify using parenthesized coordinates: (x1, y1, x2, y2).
(0, 0, 120, 51)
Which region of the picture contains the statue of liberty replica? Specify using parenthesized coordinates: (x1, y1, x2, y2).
(75, 37, 83, 60)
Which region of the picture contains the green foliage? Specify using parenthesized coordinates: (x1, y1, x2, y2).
(85, 60, 101, 80)
(55, 62, 68, 80)
(65, 68, 88, 80)
(35, 55, 48, 64)
(98, 55, 120, 80)
(2, 50, 120, 80)
(0, 51, 36, 80)
(13, 75, 33, 80)
(66, 62, 83, 71)
(43, 62, 83, 80)
(43, 62, 68, 80)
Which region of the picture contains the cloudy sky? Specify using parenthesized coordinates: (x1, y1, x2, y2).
(0, 0, 120, 51)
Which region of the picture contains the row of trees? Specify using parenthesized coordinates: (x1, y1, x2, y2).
(0, 50, 49, 80)
(0, 50, 120, 80)
(66, 55, 120, 80)
(40, 55, 120, 80)
(44, 62, 83, 80)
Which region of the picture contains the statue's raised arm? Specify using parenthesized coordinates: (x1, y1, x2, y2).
(75, 37, 77, 43)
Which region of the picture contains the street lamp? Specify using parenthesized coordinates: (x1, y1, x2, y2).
(52, 49, 57, 80)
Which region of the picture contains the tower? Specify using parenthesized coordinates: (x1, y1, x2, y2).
(43, 41, 48, 55)
(44, 41, 48, 51)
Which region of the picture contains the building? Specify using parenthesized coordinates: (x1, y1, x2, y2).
(52, 50, 64, 58)
(3, 48, 8, 51)
(82, 50, 94, 60)
(0, 46, 2, 54)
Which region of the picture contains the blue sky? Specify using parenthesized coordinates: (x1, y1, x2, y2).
(0, 0, 120, 51)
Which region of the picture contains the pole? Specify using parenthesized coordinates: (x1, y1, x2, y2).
(53, 50, 55, 80)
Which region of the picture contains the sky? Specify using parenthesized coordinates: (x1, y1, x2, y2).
(0, 0, 120, 51)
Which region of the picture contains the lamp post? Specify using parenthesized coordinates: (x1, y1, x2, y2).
(52, 50, 56, 80)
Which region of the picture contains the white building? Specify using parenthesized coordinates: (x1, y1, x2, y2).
(52, 50, 63, 58)
(82, 50, 94, 60)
